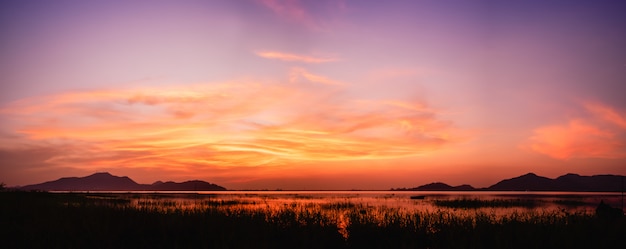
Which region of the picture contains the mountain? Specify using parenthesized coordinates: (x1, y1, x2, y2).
(410, 182, 476, 191)
(404, 173, 625, 192)
(487, 173, 624, 192)
(20, 172, 226, 191)
(554, 173, 625, 192)
(453, 184, 476, 191)
(20, 172, 141, 191)
(488, 173, 555, 191)
(149, 180, 225, 191)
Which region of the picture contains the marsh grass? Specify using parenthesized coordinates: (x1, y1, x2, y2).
(1, 191, 624, 249)
(553, 199, 588, 207)
(322, 201, 357, 210)
(432, 198, 540, 209)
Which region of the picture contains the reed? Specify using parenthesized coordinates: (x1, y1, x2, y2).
(1, 191, 624, 249)
(432, 198, 539, 209)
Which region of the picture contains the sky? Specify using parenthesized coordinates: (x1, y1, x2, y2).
(1, 0, 625, 190)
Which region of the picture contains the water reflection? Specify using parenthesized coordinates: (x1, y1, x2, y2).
(85, 191, 623, 213)
(81, 191, 623, 239)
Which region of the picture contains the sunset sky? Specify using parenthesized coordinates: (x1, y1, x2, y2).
(1, 0, 625, 190)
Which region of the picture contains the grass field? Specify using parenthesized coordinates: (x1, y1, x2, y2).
(1, 191, 624, 249)
(432, 198, 540, 209)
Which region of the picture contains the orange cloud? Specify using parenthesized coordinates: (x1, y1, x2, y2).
(0, 81, 459, 176)
(584, 102, 626, 129)
(256, 51, 337, 63)
(528, 102, 626, 159)
(289, 67, 344, 85)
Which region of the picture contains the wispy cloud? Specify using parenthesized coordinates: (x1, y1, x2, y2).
(527, 102, 626, 160)
(257, 0, 318, 29)
(584, 102, 626, 129)
(0, 81, 459, 178)
(289, 67, 344, 86)
(256, 51, 337, 63)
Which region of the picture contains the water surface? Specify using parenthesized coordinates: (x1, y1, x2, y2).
(81, 190, 624, 214)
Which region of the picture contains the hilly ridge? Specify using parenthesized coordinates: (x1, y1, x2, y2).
(20, 172, 226, 191)
(408, 182, 476, 191)
(406, 173, 625, 192)
(16, 172, 626, 192)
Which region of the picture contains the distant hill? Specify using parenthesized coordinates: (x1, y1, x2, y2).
(20, 172, 226, 191)
(149, 180, 225, 191)
(409, 182, 476, 191)
(488, 173, 554, 191)
(403, 173, 625, 192)
(488, 173, 624, 192)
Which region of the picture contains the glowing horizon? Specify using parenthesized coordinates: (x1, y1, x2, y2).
(1, 0, 625, 190)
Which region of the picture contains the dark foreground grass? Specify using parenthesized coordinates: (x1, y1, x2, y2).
(1, 192, 624, 249)
(432, 198, 539, 209)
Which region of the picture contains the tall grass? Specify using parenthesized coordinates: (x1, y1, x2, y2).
(1, 191, 624, 249)
(432, 198, 539, 209)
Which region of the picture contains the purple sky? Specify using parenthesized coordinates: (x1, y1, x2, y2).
(1, 0, 625, 189)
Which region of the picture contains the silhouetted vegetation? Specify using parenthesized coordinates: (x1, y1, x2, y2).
(432, 198, 540, 209)
(553, 199, 588, 207)
(1, 191, 624, 249)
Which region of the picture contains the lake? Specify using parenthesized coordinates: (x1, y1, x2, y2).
(80, 190, 624, 215)
(71, 190, 622, 240)
(5, 190, 625, 248)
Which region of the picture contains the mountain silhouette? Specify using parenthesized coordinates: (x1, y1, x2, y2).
(20, 172, 226, 191)
(406, 173, 625, 192)
(488, 173, 625, 192)
(488, 173, 554, 191)
(410, 182, 476, 191)
(150, 180, 225, 191)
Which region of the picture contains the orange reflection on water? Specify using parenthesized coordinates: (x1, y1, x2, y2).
(83, 191, 624, 239)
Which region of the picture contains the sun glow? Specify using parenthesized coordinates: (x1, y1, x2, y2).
(1, 0, 625, 189)
(0, 81, 459, 175)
